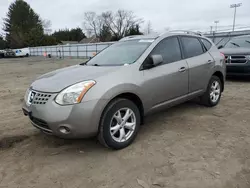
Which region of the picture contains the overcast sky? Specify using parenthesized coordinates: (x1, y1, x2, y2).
(0, 0, 250, 35)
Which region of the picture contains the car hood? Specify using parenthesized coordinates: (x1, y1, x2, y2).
(31, 65, 120, 92)
(219, 47, 250, 55)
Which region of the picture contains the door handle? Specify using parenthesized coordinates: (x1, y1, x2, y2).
(179, 67, 186, 72)
(207, 60, 214, 64)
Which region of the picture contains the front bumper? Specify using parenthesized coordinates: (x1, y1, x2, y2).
(22, 93, 108, 139)
(226, 64, 250, 76)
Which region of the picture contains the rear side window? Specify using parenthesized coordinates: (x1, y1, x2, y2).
(201, 39, 212, 51)
(181, 37, 204, 59)
(150, 37, 182, 64)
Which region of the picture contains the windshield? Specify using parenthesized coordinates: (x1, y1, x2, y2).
(86, 39, 153, 66)
(224, 36, 250, 48)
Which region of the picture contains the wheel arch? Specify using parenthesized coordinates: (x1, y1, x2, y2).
(99, 92, 145, 127)
(212, 71, 224, 92)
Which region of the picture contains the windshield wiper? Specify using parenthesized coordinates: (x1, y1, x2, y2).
(245, 40, 250, 44)
(230, 42, 240, 47)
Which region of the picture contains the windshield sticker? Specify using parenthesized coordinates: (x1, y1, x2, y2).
(139, 39, 155, 43)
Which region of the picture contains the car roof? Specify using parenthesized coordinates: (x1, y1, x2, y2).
(119, 34, 159, 41)
(119, 30, 205, 42)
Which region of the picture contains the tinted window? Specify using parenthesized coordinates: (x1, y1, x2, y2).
(201, 39, 212, 51)
(150, 37, 182, 64)
(181, 37, 204, 58)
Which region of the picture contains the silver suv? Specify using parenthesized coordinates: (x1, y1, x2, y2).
(22, 31, 226, 149)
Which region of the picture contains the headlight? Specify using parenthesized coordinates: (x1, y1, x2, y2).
(246, 55, 250, 60)
(55, 80, 96, 105)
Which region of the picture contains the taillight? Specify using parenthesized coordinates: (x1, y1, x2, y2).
(220, 53, 226, 63)
(220, 52, 225, 59)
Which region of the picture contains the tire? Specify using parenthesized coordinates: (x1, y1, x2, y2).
(98, 98, 141, 150)
(201, 75, 222, 107)
(26, 54, 29, 57)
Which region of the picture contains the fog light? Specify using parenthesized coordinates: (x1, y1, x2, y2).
(59, 126, 71, 134)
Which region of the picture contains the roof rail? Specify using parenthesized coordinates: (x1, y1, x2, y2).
(167, 30, 203, 36)
(119, 35, 143, 41)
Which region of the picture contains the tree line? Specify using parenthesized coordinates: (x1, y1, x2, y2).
(83, 10, 143, 42)
(0, 0, 146, 50)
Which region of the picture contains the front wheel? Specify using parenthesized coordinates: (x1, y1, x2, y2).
(200, 75, 222, 107)
(98, 98, 141, 150)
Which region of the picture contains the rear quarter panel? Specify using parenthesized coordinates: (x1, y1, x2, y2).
(209, 45, 226, 81)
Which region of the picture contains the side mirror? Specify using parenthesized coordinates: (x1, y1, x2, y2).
(151, 55, 163, 66)
(218, 45, 224, 49)
(143, 54, 163, 70)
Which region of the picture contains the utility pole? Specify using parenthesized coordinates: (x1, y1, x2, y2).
(230, 3, 242, 32)
(214, 21, 219, 32)
(210, 26, 213, 34)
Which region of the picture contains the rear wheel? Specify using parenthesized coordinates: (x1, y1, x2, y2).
(98, 98, 141, 150)
(201, 75, 222, 107)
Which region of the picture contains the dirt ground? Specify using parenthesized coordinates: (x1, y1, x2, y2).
(0, 57, 250, 188)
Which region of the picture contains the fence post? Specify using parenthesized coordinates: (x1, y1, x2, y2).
(62, 46, 64, 59)
(77, 45, 79, 58)
(59, 46, 61, 59)
(69, 45, 71, 58)
(86, 45, 88, 58)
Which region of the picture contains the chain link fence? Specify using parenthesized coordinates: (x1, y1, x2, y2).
(29, 42, 115, 58)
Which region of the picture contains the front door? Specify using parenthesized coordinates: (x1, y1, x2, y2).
(141, 37, 189, 111)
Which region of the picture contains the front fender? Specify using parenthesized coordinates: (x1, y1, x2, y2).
(100, 83, 144, 102)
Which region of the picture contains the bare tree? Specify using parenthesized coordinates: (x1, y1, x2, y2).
(83, 12, 103, 37)
(102, 10, 143, 39)
(42, 19, 52, 35)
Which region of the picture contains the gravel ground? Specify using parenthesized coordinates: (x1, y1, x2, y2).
(0, 57, 250, 188)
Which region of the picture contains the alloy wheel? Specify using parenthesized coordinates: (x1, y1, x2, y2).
(110, 108, 136, 143)
(210, 80, 221, 103)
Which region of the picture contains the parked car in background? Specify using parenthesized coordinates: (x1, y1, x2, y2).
(0, 50, 4, 58)
(2, 49, 16, 58)
(218, 35, 250, 76)
(14, 48, 30, 57)
(22, 31, 226, 149)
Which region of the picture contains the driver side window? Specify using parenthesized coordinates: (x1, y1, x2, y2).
(150, 37, 182, 64)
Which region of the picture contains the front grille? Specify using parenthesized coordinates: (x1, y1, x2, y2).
(31, 91, 52, 105)
(30, 116, 51, 131)
(225, 56, 229, 64)
(225, 55, 248, 64)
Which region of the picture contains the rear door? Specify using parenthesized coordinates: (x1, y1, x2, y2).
(141, 36, 189, 110)
(180, 36, 214, 93)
